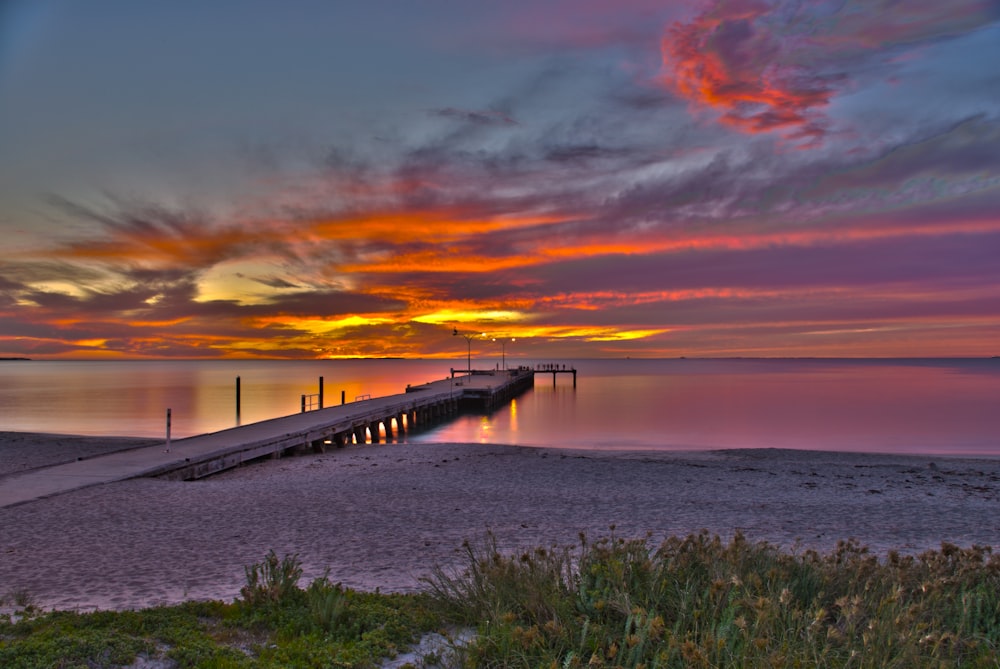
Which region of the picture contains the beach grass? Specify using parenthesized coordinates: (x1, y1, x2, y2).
(3, 534, 1000, 667)
(424, 530, 1000, 668)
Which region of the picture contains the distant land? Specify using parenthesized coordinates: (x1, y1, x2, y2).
(0, 357, 31, 361)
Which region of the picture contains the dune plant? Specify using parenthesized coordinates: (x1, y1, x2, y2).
(239, 549, 303, 608)
(305, 575, 347, 633)
(424, 530, 1000, 668)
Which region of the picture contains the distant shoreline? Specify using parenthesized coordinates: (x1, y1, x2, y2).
(0, 355, 998, 362)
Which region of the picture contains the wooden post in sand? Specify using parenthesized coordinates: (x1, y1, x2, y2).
(165, 408, 172, 452)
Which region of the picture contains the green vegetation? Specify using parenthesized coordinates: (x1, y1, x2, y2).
(0, 551, 441, 669)
(425, 530, 1000, 668)
(3, 534, 1000, 667)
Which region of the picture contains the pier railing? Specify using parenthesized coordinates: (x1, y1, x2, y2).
(528, 363, 577, 388)
(301, 393, 321, 412)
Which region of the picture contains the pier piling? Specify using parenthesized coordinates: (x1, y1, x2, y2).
(165, 408, 172, 453)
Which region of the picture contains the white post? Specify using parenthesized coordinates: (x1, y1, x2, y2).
(165, 408, 172, 452)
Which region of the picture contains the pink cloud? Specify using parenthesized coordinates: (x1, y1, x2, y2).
(659, 0, 997, 147)
(660, 0, 834, 146)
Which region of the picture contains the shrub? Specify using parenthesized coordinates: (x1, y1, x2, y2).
(424, 531, 1000, 668)
(306, 576, 347, 634)
(239, 550, 303, 608)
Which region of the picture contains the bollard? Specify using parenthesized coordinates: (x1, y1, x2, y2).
(341, 389, 346, 405)
(319, 376, 324, 409)
(236, 376, 241, 424)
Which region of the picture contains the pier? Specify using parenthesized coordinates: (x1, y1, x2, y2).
(452, 364, 577, 389)
(530, 363, 577, 388)
(0, 368, 537, 508)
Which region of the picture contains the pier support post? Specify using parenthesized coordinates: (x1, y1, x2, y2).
(319, 376, 324, 409)
(235, 376, 241, 424)
(341, 390, 346, 405)
(165, 408, 172, 452)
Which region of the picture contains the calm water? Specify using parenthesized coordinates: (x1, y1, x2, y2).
(1, 358, 998, 456)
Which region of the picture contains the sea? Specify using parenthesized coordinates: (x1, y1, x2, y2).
(1, 358, 998, 456)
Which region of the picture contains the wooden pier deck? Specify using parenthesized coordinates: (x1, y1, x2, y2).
(0, 369, 535, 508)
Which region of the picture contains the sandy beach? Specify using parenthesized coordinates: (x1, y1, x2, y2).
(2, 432, 999, 612)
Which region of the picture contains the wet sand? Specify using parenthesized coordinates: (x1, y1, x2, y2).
(2, 433, 999, 612)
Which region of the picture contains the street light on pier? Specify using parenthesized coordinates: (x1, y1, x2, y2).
(493, 337, 515, 370)
(453, 328, 484, 373)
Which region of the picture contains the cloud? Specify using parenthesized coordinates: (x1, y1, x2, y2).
(4, 19, 999, 361)
(661, 0, 836, 146)
(45, 196, 295, 267)
(805, 115, 1000, 204)
(659, 0, 1000, 147)
(248, 275, 301, 290)
(543, 143, 633, 165)
(431, 107, 518, 126)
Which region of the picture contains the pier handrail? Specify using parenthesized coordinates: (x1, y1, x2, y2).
(301, 393, 322, 412)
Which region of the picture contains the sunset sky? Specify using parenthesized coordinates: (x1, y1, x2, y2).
(1, 0, 999, 360)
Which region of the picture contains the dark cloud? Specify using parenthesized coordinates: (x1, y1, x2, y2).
(263, 289, 406, 316)
(431, 107, 518, 126)
(248, 275, 301, 289)
(543, 143, 632, 165)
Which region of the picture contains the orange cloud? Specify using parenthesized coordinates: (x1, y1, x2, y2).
(306, 209, 572, 245)
(659, 0, 998, 148)
(661, 0, 834, 145)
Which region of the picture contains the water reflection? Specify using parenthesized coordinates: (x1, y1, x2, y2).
(508, 398, 519, 436)
(1, 358, 998, 455)
(0, 359, 461, 438)
(410, 359, 1000, 456)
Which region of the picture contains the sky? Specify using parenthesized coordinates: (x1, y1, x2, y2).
(1, 0, 999, 360)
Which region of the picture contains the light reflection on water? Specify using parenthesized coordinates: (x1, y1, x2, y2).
(408, 359, 1000, 456)
(0, 359, 455, 438)
(0, 358, 998, 455)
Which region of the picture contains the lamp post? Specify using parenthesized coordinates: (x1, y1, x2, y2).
(453, 328, 481, 373)
(493, 337, 515, 370)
